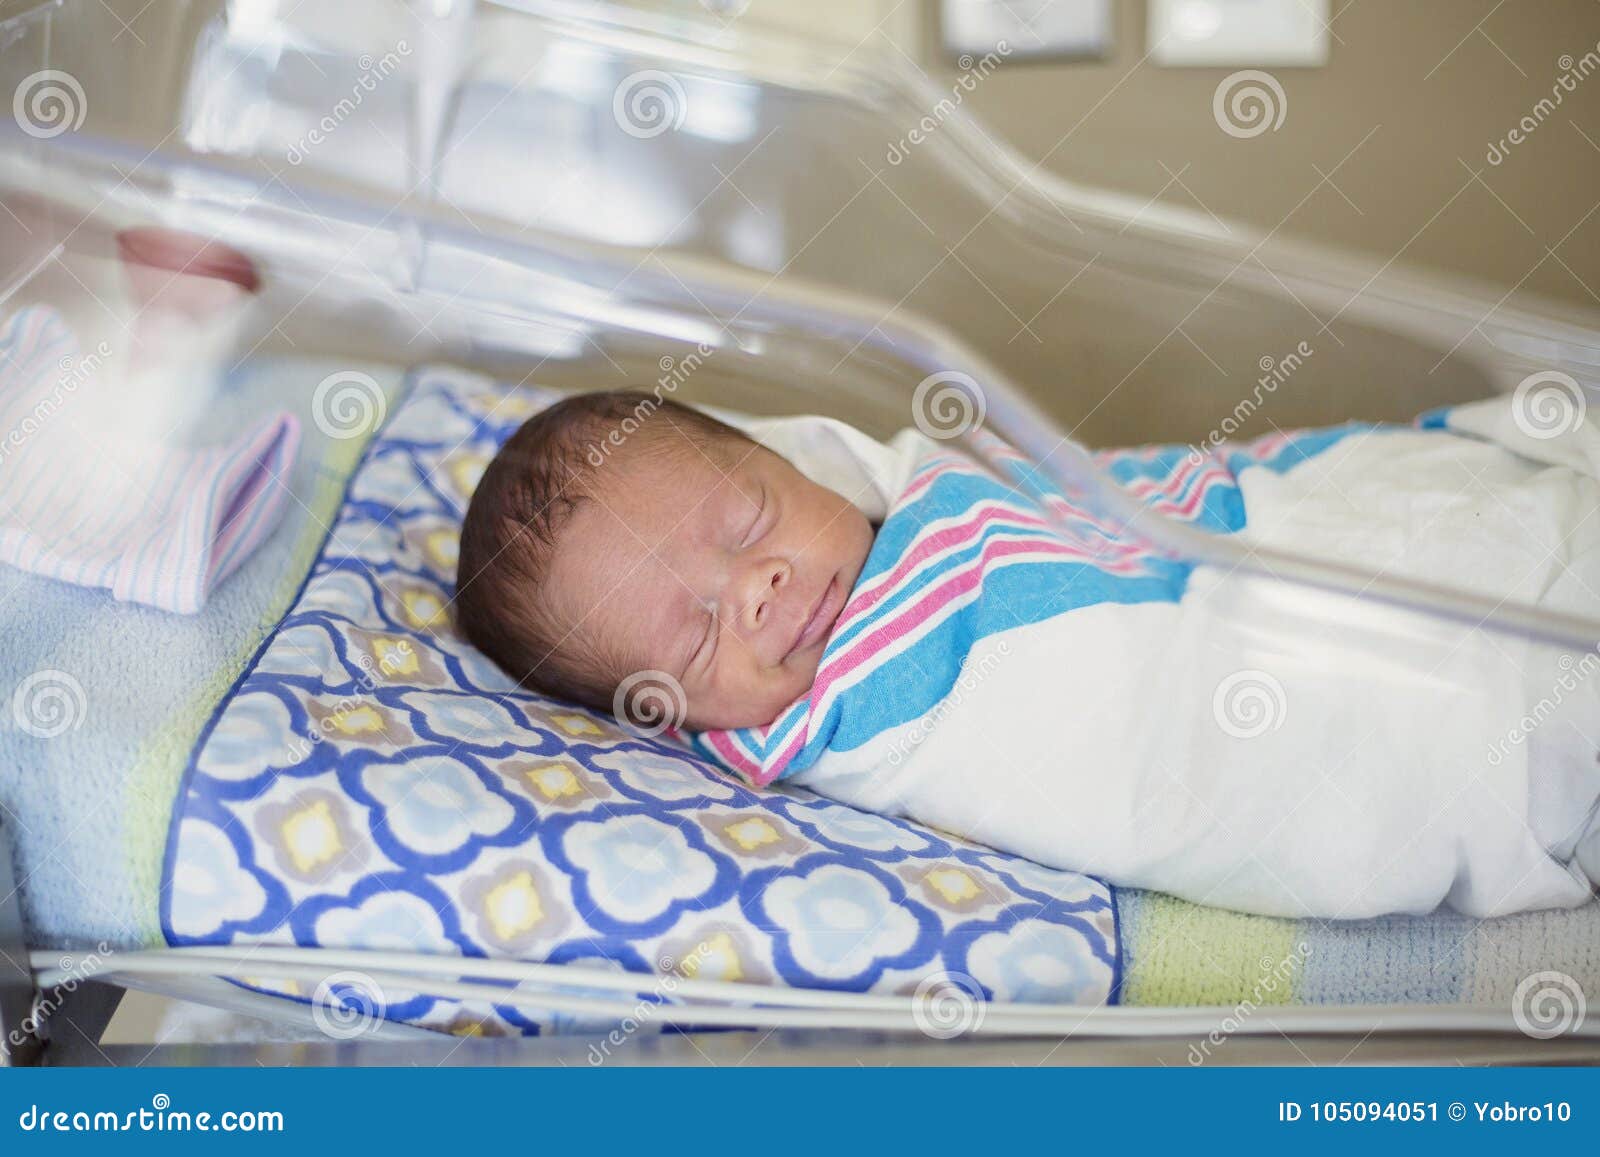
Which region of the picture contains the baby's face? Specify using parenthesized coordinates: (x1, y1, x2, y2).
(546, 437, 874, 730)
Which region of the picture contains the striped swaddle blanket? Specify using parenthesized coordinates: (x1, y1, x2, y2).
(692, 422, 1360, 786)
(0, 306, 300, 613)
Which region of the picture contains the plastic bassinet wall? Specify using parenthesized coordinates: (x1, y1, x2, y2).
(161, 0, 1600, 444)
(3, 0, 1598, 649)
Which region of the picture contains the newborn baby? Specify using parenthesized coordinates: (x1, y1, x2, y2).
(458, 388, 1600, 921)
(456, 391, 873, 730)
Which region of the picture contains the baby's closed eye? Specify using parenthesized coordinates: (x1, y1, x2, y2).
(739, 484, 769, 547)
(696, 605, 719, 661)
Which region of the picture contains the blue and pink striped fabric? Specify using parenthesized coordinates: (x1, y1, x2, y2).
(692, 422, 1364, 786)
(0, 306, 300, 614)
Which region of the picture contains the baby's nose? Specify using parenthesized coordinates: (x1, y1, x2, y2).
(742, 559, 790, 633)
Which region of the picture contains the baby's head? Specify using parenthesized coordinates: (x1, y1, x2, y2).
(455, 391, 873, 731)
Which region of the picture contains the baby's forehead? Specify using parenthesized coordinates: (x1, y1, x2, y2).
(546, 488, 707, 661)
(631, 423, 753, 475)
(598, 433, 753, 507)
(553, 452, 728, 559)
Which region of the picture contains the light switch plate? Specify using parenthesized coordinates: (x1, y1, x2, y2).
(1148, 0, 1329, 66)
(941, 0, 1114, 61)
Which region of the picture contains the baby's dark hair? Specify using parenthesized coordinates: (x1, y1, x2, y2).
(454, 389, 751, 711)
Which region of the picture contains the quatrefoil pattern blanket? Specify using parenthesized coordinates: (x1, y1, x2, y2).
(161, 367, 1119, 1036)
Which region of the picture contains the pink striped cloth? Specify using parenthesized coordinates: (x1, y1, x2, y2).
(690, 421, 1368, 786)
(0, 306, 301, 614)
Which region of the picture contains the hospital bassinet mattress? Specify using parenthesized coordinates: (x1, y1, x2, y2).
(147, 367, 1598, 1034)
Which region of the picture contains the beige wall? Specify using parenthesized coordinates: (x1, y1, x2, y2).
(708, 0, 1598, 311)
(924, 0, 1600, 312)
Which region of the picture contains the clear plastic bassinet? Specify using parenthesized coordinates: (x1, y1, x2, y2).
(4, 0, 1597, 645)
(1, 0, 1599, 1049)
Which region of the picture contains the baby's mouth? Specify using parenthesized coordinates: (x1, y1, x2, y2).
(786, 574, 842, 661)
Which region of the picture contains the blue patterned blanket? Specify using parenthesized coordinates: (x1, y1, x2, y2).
(161, 368, 1119, 1036)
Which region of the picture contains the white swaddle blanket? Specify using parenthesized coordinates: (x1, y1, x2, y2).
(704, 397, 1600, 920)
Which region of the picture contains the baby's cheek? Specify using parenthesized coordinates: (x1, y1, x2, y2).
(778, 651, 822, 699)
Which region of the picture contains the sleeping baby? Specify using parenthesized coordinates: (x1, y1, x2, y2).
(455, 388, 1600, 921)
